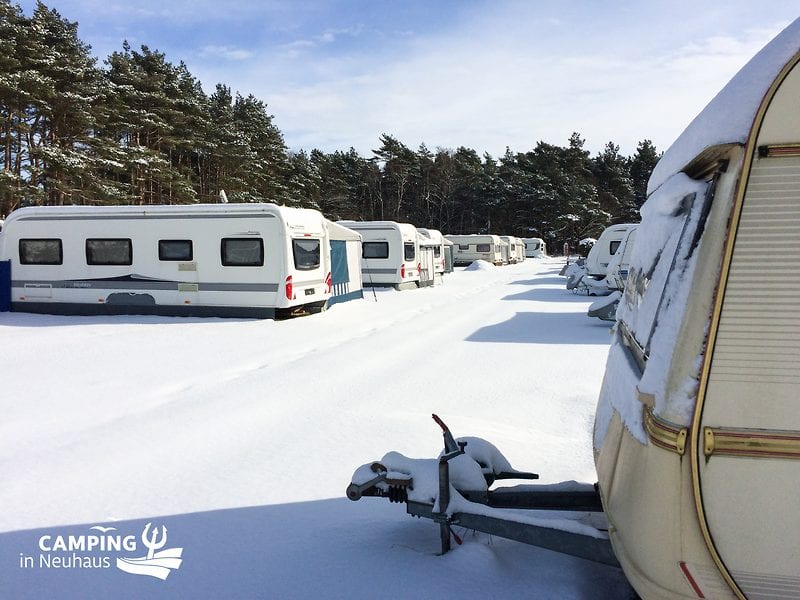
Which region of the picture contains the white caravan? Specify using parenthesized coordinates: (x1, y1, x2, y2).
(500, 236, 525, 263)
(584, 223, 638, 277)
(595, 19, 800, 599)
(522, 237, 547, 258)
(416, 228, 447, 276)
(442, 237, 454, 273)
(0, 203, 334, 318)
(337, 221, 421, 289)
(444, 234, 505, 266)
(416, 235, 436, 288)
(325, 220, 364, 307)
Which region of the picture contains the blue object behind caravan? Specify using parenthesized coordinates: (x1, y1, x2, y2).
(326, 222, 364, 307)
(0, 260, 10, 312)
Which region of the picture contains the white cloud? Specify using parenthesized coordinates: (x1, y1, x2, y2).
(198, 45, 255, 61)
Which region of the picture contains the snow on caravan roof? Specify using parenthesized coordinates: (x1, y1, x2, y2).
(648, 17, 800, 195)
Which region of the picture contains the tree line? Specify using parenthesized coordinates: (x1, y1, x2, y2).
(0, 0, 660, 251)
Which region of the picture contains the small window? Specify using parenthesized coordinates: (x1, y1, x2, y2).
(86, 239, 132, 266)
(159, 239, 193, 261)
(292, 238, 320, 271)
(404, 242, 416, 261)
(221, 238, 264, 266)
(476, 243, 490, 252)
(433, 247, 441, 258)
(363, 242, 389, 259)
(19, 239, 62, 265)
(458, 244, 470, 250)
(609, 240, 622, 255)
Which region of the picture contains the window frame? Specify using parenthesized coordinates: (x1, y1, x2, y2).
(403, 242, 416, 262)
(291, 238, 321, 271)
(362, 241, 390, 259)
(158, 239, 193, 262)
(86, 238, 133, 266)
(220, 237, 264, 267)
(19, 238, 63, 265)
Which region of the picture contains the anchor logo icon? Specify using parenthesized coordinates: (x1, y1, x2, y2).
(116, 522, 184, 580)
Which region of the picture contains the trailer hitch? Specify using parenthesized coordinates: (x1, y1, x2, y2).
(432, 433, 467, 554)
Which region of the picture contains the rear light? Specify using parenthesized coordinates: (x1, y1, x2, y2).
(285, 275, 293, 300)
(417, 262, 421, 274)
(400, 264, 406, 278)
(325, 272, 332, 294)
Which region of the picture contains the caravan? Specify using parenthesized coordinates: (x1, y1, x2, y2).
(0, 203, 336, 318)
(584, 223, 638, 278)
(594, 20, 800, 599)
(337, 220, 421, 289)
(522, 237, 547, 258)
(500, 236, 526, 263)
(444, 234, 505, 266)
(416, 228, 447, 277)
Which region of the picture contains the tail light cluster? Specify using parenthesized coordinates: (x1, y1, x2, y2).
(400, 264, 406, 278)
(325, 272, 332, 294)
(285, 275, 294, 300)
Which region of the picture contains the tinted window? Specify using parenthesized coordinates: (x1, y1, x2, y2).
(221, 238, 264, 266)
(292, 238, 320, 270)
(433, 247, 441, 258)
(404, 242, 415, 261)
(609, 240, 621, 255)
(363, 242, 389, 259)
(86, 239, 132, 265)
(159, 239, 193, 261)
(458, 244, 469, 250)
(476, 243, 490, 252)
(19, 239, 62, 265)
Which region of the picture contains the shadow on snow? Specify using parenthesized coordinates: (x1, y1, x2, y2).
(0, 500, 634, 600)
(466, 312, 611, 345)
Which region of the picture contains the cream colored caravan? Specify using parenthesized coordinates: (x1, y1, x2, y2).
(594, 18, 800, 599)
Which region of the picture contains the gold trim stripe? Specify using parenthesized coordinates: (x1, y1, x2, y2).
(643, 406, 688, 455)
(704, 426, 800, 459)
(758, 143, 800, 158)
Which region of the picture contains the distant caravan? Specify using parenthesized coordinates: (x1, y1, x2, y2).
(337, 220, 422, 290)
(444, 234, 506, 266)
(594, 19, 800, 599)
(584, 223, 638, 278)
(0, 203, 347, 318)
(522, 237, 547, 258)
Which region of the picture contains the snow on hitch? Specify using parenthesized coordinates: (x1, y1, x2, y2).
(347, 414, 619, 565)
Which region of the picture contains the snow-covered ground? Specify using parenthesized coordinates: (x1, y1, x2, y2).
(0, 258, 635, 599)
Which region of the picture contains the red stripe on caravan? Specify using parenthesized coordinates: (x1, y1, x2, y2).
(679, 562, 706, 598)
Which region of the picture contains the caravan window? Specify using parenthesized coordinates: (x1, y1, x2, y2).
(476, 243, 490, 252)
(363, 242, 389, 259)
(609, 240, 621, 255)
(292, 238, 320, 271)
(19, 239, 62, 265)
(221, 238, 264, 266)
(86, 239, 132, 266)
(159, 240, 193, 261)
(433, 247, 441, 258)
(458, 244, 469, 250)
(404, 242, 416, 261)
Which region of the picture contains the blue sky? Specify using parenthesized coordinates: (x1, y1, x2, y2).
(16, 0, 800, 158)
